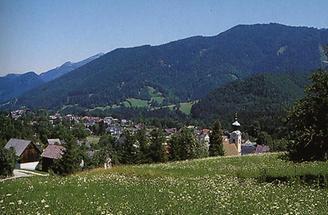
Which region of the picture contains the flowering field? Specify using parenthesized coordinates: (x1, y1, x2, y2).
(1, 154, 328, 214)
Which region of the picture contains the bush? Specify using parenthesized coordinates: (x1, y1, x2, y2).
(169, 128, 200, 161)
(0, 147, 16, 177)
(287, 70, 328, 161)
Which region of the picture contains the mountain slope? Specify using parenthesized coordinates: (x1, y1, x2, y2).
(14, 23, 328, 109)
(0, 53, 103, 103)
(190, 72, 310, 129)
(0, 72, 44, 102)
(39, 53, 104, 82)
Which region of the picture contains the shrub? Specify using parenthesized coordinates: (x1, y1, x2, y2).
(287, 70, 328, 161)
(0, 147, 16, 177)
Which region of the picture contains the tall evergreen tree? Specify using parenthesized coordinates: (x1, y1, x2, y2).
(119, 130, 139, 164)
(209, 120, 224, 156)
(135, 129, 150, 163)
(54, 137, 81, 175)
(149, 129, 167, 163)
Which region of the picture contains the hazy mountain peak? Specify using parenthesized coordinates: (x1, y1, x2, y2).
(39, 52, 104, 82)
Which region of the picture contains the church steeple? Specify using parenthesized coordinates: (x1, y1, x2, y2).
(232, 113, 241, 130)
(230, 113, 242, 155)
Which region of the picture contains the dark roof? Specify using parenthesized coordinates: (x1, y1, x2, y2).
(256, 145, 270, 153)
(41, 144, 65, 159)
(241, 144, 256, 155)
(4, 138, 32, 156)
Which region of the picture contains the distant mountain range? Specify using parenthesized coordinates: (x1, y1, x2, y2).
(39, 53, 104, 82)
(9, 23, 327, 110)
(1, 23, 328, 116)
(0, 72, 44, 103)
(0, 53, 103, 103)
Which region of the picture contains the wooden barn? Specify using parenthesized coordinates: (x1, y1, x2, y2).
(4, 138, 41, 170)
(41, 144, 65, 171)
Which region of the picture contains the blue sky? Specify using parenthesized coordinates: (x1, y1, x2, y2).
(1, 0, 328, 76)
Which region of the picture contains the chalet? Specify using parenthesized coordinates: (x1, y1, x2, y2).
(41, 144, 65, 171)
(4, 138, 41, 170)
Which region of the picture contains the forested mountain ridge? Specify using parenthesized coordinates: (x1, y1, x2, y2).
(191, 71, 310, 131)
(0, 72, 44, 103)
(9, 23, 328, 109)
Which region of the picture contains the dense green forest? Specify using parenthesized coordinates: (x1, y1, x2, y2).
(7, 23, 328, 109)
(191, 72, 311, 136)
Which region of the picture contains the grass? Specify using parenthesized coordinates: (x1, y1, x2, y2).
(1, 154, 327, 214)
(86, 136, 100, 145)
(179, 101, 197, 115)
(123, 98, 149, 108)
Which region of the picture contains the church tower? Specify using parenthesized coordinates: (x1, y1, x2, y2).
(229, 113, 242, 155)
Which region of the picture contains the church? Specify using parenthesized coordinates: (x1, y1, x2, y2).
(222, 115, 269, 156)
(222, 115, 242, 156)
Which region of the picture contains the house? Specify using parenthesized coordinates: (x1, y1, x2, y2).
(198, 129, 210, 143)
(255, 144, 270, 154)
(241, 140, 257, 155)
(4, 138, 41, 170)
(41, 144, 65, 171)
(47, 139, 62, 145)
(106, 125, 122, 138)
(10, 109, 27, 120)
(165, 128, 177, 135)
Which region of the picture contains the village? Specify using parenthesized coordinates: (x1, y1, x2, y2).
(2, 109, 270, 175)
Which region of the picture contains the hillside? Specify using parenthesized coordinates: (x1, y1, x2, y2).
(1, 154, 327, 214)
(191, 72, 309, 129)
(13, 23, 328, 109)
(0, 72, 44, 103)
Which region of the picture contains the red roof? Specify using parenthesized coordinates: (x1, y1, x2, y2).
(41, 144, 65, 159)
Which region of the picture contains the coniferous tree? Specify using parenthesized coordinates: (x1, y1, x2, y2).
(149, 129, 167, 162)
(54, 137, 81, 175)
(95, 134, 118, 165)
(209, 121, 224, 156)
(135, 129, 150, 163)
(119, 131, 139, 164)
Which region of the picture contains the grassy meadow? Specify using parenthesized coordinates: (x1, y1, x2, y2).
(1, 154, 328, 214)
